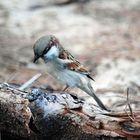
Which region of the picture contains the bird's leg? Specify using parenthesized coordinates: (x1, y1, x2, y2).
(63, 85, 70, 92)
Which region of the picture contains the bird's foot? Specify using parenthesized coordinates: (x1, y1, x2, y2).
(63, 85, 70, 92)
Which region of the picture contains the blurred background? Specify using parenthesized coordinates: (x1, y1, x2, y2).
(0, 0, 140, 107)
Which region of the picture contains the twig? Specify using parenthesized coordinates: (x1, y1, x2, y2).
(19, 73, 42, 90)
(125, 88, 135, 121)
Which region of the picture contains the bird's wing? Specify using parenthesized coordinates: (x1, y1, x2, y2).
(58, 49, 94, 81)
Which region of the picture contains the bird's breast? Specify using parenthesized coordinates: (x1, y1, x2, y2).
(45, 61, 89, 87)
(45, 61, 64, 80)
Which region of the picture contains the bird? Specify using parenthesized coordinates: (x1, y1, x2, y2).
(33, 35, 108, 111)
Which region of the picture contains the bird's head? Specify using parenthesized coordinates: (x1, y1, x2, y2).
(33, 35, 60, 63)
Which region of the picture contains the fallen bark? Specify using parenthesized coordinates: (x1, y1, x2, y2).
(0, 83, 140, 140)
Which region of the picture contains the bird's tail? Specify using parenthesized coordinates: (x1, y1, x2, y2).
(81, 83, 108, 111)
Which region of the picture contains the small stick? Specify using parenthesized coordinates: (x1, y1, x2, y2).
(127, 88, 135, 120)
(125, 88, 135, 121)
(19, 73, 42, 90)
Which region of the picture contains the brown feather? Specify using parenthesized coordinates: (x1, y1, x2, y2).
(58, 49, 94, 81)
(59, 50, 68, 59)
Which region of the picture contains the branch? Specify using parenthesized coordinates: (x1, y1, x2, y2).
(0, 83, 140, 139)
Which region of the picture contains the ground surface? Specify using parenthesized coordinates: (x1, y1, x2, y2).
(0, 0, 140, 108)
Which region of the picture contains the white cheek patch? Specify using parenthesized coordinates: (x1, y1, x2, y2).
(45, 46, 59, 59)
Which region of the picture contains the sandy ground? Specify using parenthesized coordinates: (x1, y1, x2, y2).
(0, 0, 140, 107)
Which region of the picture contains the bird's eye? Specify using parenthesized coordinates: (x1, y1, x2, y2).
(44, 47, 50, 53)
(41, 46, 51, 57)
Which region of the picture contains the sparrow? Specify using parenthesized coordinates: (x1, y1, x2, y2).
(33, 35, 108, 111)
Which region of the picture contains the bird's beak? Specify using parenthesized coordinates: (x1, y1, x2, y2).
(33, 55, 40, 63)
